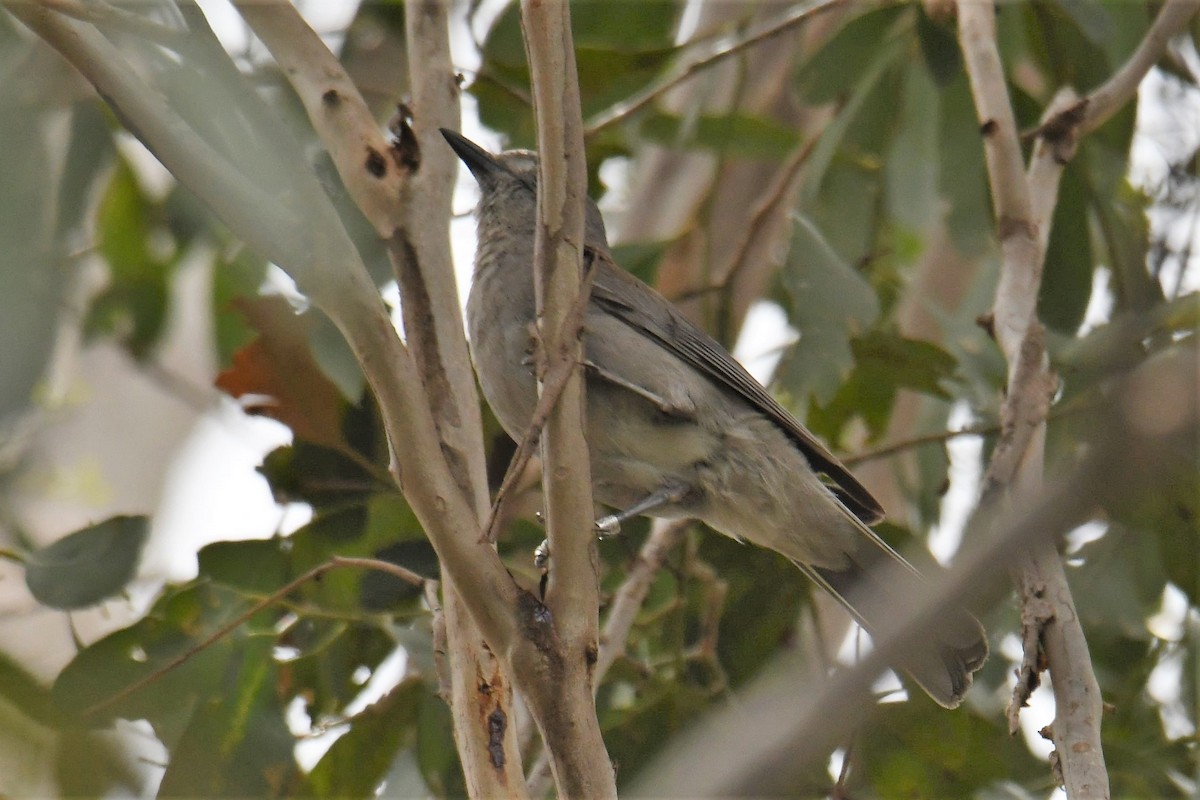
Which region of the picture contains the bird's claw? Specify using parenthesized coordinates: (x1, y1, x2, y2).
(594, 514, 621, 538)
(533, 539, 551, 569)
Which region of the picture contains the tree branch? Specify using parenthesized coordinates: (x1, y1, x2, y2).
(958, 4, 1111, 796)
(1035, 0, 1199, 140)
(404, 1, 528, 793)
(518, 1, 615, 797)
(595, 519, 690, 685)
(233, 0, 409, 240)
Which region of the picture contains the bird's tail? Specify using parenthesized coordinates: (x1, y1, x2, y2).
(793, 552, 988, 709)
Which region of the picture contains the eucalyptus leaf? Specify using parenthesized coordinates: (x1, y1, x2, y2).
(24, 516, 149, 610)
(777, 215, 880, 406)
(304, 680, 423, 799)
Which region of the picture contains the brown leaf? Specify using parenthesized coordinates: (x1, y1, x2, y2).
(215, 297, 346, 448)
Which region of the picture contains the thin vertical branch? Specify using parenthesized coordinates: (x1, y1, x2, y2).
(403, 1, 528, 794)
(517, 1, 615, 797)
(957, 3, 1112, 797)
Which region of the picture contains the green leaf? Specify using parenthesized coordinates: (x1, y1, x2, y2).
(87, 159, 172, 358)
(415, 689, 465, 796)
(796, 5, 910, 104)
(304, 680, 423, 799)
(475, 1, 682, 138)
(258, 443, 376, 509)
(938, 73, 992, 257)
(915, 5, 961, 86)
(1040, 159, 1095, 333)
(808, 332, 957, 443)
(157, 636, 298, 798)
(1073, 524, 1169, 641)
(24, 516, 149, 610)
(284, 622, 396, 719)
(198, 538, 290, 595)
(885, 61, 941, 233)
(212, 247, 268, 368)
(801, 30, 909, 206)
(639, 112, 798, 160)
(611, 239, 672, 287)
(860, 700, 1047, 796)
(0, 89, 67, 427)
(52, 583, 254, 741)
(777, 215, 880, 405)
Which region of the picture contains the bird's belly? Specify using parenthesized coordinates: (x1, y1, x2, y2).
(585, 383, 720, 514)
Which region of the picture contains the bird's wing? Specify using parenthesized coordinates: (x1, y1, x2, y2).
(589, 248, 886, 526)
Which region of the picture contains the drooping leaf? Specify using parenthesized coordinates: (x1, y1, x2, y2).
(776, 215, 880, 406)
(303, 679, 423, 799)
(1040, 158, 1094, 333)
(885, 61, 942, 234)
(215, 297, 350, 449)
(640, 112, 798, 160)
(24, 516, 149, 610)
(938, 73, 992, 257)
(915, 4, 961, 87)
(157, 636, 298, 798)
(796, 5, 910, 104)
(808, 332, 957, 443)
(86, 159, 173, 358)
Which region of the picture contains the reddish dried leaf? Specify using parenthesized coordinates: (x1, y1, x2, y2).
(215, 297, 346, 448)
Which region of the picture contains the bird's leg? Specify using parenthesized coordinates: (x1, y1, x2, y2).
(535, 484, 688, 568)
(595, 484, 689, 537)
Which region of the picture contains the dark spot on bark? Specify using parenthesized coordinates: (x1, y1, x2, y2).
(478, 680, 492, 696)
(980, 118, 998, 136)
(585, 642, 598, 666)
(388, 102, 421, 172)
(517, 590, 556, 653)
(487, 708, 507, 768)
(365, 146, 388, 178)
(998, 215, 1037, 242)
(322, 88, 340, 107)
(976, 312, 996, 340)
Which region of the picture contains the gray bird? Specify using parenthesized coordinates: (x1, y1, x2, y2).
(442, 129, 987, 708)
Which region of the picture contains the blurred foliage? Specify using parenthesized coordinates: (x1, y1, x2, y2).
(0, 0, 1197, 798)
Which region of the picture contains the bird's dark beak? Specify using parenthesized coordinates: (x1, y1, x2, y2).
(440, 129, 504, 182)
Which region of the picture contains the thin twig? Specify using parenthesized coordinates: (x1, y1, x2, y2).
(595, 519, 691, 684)
(1079, 0, 1197, 138)
(583, 0, 844, 137)
(715, 133, 819, 308)
(81, 556, 426, 720)
(481, 256, 597, 543)
(840, 422, 1000, 467)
